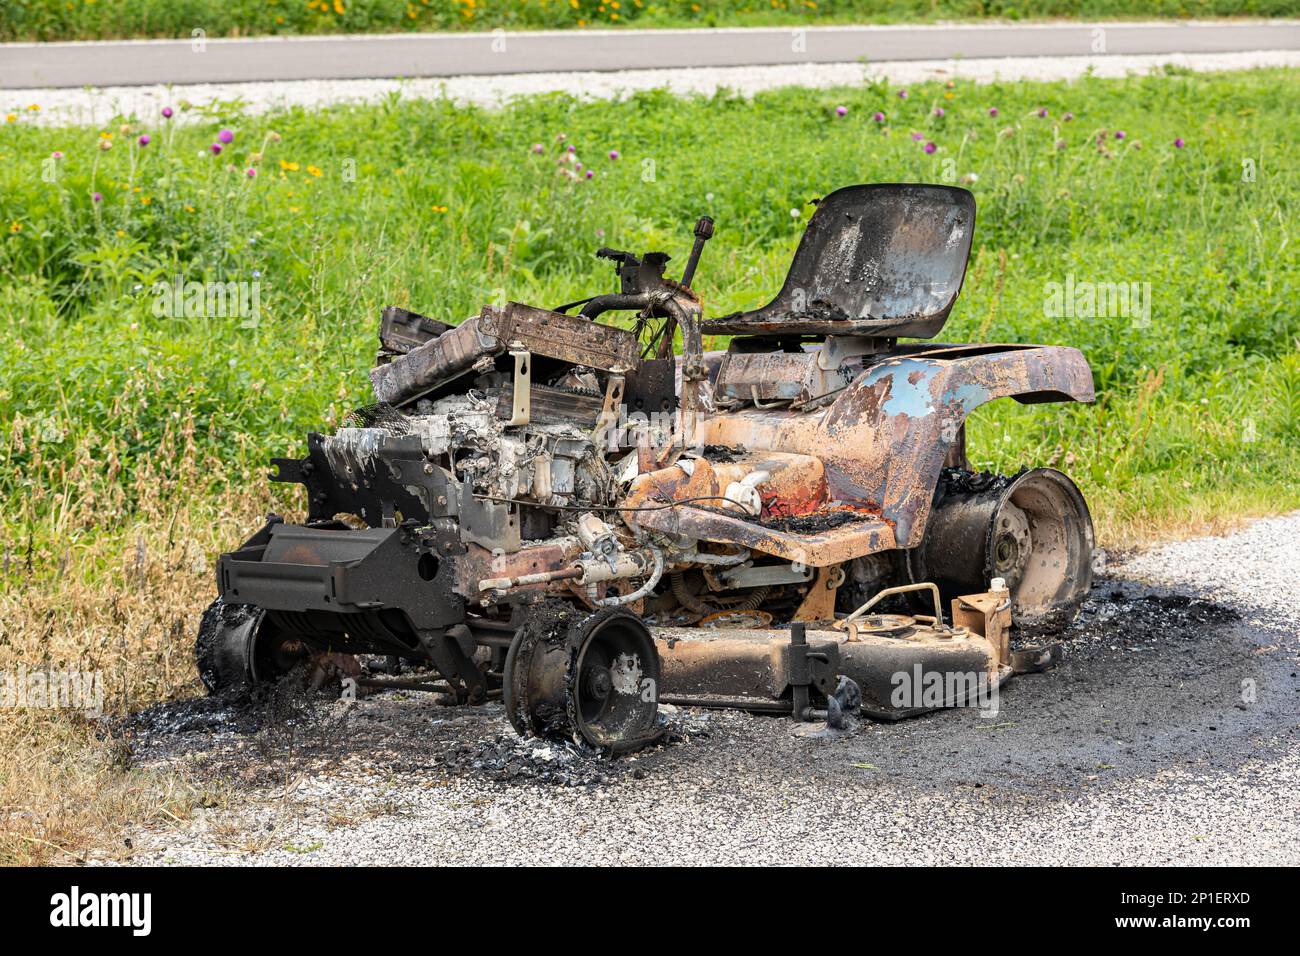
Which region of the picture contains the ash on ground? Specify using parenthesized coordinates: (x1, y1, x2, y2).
(435, 707, 713, 787)
(120, 673, 716, 790)
(1052, 578, 1239, 660)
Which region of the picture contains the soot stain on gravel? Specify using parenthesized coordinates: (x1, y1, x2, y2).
(431, 710, 715, 787)
(119, 676, 725, 791)
(1055, 579, 1240, 657)
(828, 575, 1291, 795)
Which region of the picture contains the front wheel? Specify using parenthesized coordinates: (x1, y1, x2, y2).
(195, 599, 307, 695)
(504, 605, 662, 752)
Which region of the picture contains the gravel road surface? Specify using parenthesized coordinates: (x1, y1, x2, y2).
(116, 513, 1300, 866)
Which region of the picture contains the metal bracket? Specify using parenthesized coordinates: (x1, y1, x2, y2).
(786, 621, 840, 722)
(816, 334, 885, 371)
(592, 372, 626, 447)
(507, 341, 530, 426)
(716, 561, 815, 590)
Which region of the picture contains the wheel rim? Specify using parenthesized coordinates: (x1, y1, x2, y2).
(571, 611, 660, 749)
(1000, 469, 1094, 631)
(915, 467, 1094, 633)
(506, 607, 661, 752)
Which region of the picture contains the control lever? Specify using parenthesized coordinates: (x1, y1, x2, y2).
(679, 216, 714, 289)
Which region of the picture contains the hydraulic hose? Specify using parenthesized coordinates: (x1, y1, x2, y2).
(592, 546, 664, 608)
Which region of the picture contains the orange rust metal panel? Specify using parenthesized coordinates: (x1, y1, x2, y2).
(689, 344, 1094, 552)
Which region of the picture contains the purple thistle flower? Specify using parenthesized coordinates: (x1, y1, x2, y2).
(835, 105, 848, 116)
(531, 143, 543, 154)
(138, 134, 150, 147)
(933, 107, 945, 117)
(209, 143, 222, 155)
(246, 167, 257, 178)
(585, 170, 594, 179)
(988, 107, 998, 117)
(50, 150, 63, 159)
(217, 129, 234, 144)
(1037, 107, 1049, 118)
(1115, 130, 1126, 140)
(608, 149, 620, 160)
(924, 141, 937, 154)
(92, 191, 103, 203)
(1174, 137, 1185, 148)
(1063, 112, 1074, 122)
(161, 106, 173, 119)
(567, 144, 576, 153)
(872, 111, 885, 123)
(897, 89, 909, 99)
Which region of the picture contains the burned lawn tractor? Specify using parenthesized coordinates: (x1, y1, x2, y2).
(198, 183, 1095, 751)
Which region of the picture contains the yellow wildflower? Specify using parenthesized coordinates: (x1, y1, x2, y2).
(334, 0, 345, 12)
(279, 160, 300, 171)
(4, 114, 16, 123)
(306, 165, 323, 178)
(431, 204, 448, 213)
(8, 222, 21, 233)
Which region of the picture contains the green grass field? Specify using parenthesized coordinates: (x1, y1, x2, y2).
(2, 65, 1298, 863)
(1, 0, 1295, 42)
(3, 67, 1297, 564)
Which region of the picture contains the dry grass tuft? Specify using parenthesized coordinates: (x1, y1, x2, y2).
(0, 712, 198, 865)
(0, 477, 293, 865)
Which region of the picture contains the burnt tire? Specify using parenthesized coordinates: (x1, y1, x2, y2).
(195, 598, 306, 695)
(912, 468, 1095, 634)
(195, 598, 260, 695)
(505, 605, 662, 752)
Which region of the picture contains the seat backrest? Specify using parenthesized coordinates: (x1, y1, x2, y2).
(702, 183, 975, 340)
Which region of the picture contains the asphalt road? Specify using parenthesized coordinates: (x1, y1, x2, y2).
(3, 20, 1298, 89)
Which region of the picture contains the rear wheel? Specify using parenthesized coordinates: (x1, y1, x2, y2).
(914, 468, 1094, 633)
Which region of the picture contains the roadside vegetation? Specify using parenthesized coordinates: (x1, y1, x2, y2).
(2, 0, 1296, 42)
(1, 66, 1297, 862)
